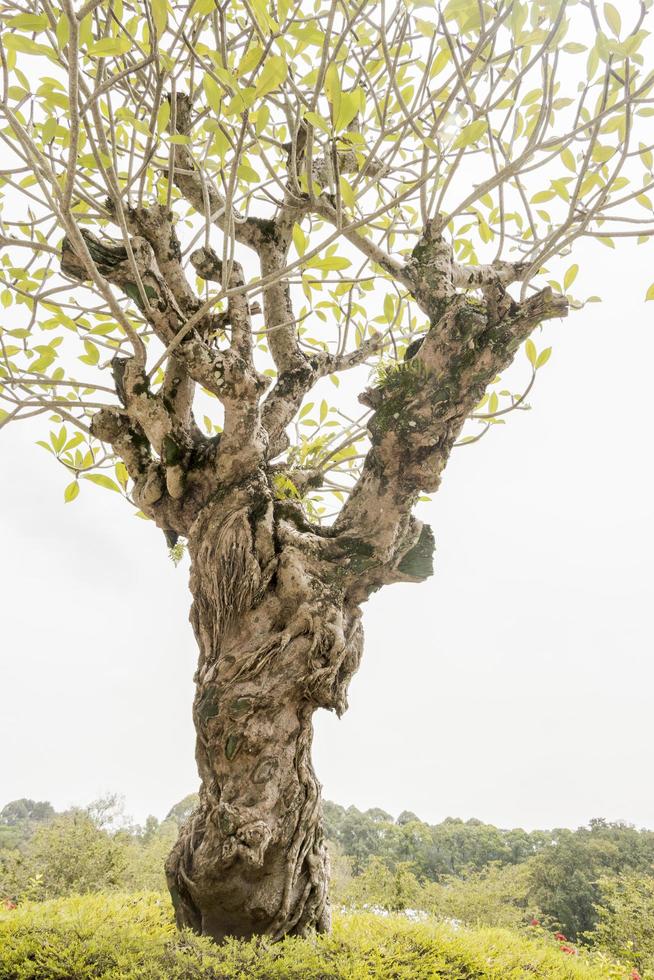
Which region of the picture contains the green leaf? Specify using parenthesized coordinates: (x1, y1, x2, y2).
(525, 338, 537, 367)
(86, 37, 132, 57)
(7, 13, 49, 29)
(339, 176, 355, 210)
(604, 2, 621, 37)
(592, 145, 615, 164)
(414, 16, 435, 35)
(292, 223, 307, 256)
(204, 74, 223, 113)
(640, 143, 653, 171)
(63, 433, 84, 452)
(430, 47, 451, 78)
(334, 89, 362, 133)
(83, 473, 120, 492)
(304, 111, 330, 134)
(2, 35, 51, 55)
(79, 339, 99, 365)
(310, 256, 352, 272)
(249, 0, 277, 32)
(156, 100, 170, 134)
(56, 13, 70, 49)
(237, 163, 260, 182)
(530, 190, 556, 204)
(452, 119, 486, 150)
(564, 264, 579, 290)
(646, 283, 654, 301)
(536, 347, 552, 369)
(64, 481, 80, 503)
(324, 63, 341, 117)
(115, 462, 129, 489)
(254, 55, 287, 100)
(151, 0, 168, 37)
(299, 402, 314, 419)
(560, 148, 576, 173)
(51, 426, 67, 453)
(237, 44, 264, 78)
(383, 293, 395, 322)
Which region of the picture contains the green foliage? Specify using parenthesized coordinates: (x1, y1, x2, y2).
(332, 853, 536, 931)
(4, 794, 654, 962)
(0, 800, 178, 904)
(587, 874, 654, 975)
(338, 857, 425, 913)
(324, 804, 654, 941)
(1, 0, 652, 517)
(323, 802, 551, 878)
(0, 801, 54, 852)
(423, 864, 537, 931)
(0, 893, 630, 980)
(165, 794, 199, 828)
(527, 821, 654, 940)
(1, 812, 129, 902)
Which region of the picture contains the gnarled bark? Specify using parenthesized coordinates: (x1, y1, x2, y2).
(165, 478, 372, 940)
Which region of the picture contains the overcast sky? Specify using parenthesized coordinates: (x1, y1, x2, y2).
(1, 231, 653, 832)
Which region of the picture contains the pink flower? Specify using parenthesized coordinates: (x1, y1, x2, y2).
(554, 932, 567, 942)
(530, 918, 540, 926)
(560, 945, 577, 955)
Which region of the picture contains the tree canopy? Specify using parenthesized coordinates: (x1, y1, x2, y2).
(1, 0, 652, 538)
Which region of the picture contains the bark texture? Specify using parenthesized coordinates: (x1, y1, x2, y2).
(164, 478, 424, 939)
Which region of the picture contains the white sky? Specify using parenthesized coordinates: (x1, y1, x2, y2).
(1, 232, 653, 832)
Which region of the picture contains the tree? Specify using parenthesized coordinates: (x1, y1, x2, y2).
(345, 856, 424, 913)
(0, 800, 55, 827)
(165, 793, 200, 828)
(588, 874, 654, 976)
(423, 862, 535, 929)
(0, 800, 55, 850)
(526, 823, 654, 939)
(0, 810, 129, 902)
(1, 0, 652, 943)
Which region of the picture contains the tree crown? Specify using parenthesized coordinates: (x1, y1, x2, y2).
(1, 0, 652, 568)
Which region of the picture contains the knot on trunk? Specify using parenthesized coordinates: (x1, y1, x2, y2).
(303, 606, 363, 716)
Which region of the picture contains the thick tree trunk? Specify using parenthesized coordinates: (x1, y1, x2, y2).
(165, 477, 365, 941)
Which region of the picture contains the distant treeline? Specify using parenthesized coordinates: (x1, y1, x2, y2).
(323, 800, 654, 880)
(3, 795, 654, 949)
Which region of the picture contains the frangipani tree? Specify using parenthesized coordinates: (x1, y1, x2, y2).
(1, 0, 653, 942)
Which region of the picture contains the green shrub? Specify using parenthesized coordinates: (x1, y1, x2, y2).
(0, 892, 634, 979)
(422, 863, 537, 930)
(587, 874, 654, 976)
(0, 806, 182, 904)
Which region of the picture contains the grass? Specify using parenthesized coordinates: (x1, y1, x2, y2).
(0, 892, 632, 979)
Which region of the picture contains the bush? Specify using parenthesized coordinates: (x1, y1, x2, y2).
(0, 804, 181, 904)
(423, 863, 537, 930)
(0, 813, 129, 903)
(333, 854, 537, 931)
(337, 856, 425, 912)
(587, 874, 654, 976)
(0, 892, 634, 979)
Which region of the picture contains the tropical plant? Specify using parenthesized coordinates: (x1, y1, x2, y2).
(1, 0, 653, 941)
